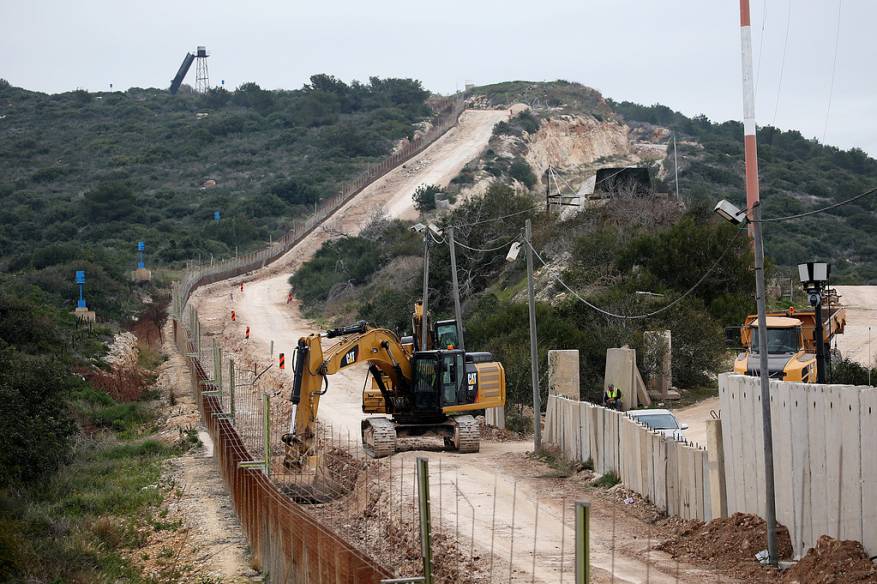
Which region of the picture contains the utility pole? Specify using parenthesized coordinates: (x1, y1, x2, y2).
(673, 133, 680, 202)
(525, 219, 542, 451)
(739, 0, 778, 565)
(421, 232, 431, 350)
(447, 227, 465, 350)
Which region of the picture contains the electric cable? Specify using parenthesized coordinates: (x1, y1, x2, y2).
(756, 186, 877, 223)
(771, 0, 792, 125)
(453, 238, 518, 253)
(524, 230, 742, 320)
(822, 0, 844, 143)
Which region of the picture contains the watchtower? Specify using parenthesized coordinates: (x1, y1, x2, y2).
(195, 46, 210, 93)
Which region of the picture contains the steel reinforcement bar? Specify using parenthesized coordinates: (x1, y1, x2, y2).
(170, 97, 467, 582)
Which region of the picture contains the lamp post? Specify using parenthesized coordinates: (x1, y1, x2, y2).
(714, 198, 778, 565)
(797, 262, 830, 384)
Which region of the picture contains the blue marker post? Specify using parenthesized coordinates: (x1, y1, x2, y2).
(75, 270, 86, 309)
(132, 241, 152, 283)
(73, 270, 96, 321)
(214, 210, 221, 223)
(137, 241, 145, 269)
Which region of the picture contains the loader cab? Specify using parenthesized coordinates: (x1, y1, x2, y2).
(411, 349, 469, 412)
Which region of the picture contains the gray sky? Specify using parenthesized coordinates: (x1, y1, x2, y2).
(2, 1, 875, 155)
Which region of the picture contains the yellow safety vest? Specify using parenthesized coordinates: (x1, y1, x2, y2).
(607, 387, 619, 399)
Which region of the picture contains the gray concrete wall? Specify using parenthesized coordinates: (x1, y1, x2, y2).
(718, 373, 877, 559)
(544, 394, 711, 521)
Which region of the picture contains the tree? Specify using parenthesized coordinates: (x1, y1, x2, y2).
(412, 184, 443, 212)
(83, 182, 136, 221)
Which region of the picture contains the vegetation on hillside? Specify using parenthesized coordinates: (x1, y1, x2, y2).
(0, 75, 432, 319)
(609, 100, 877, 283)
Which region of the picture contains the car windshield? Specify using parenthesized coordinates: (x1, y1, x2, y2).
(751, 327, 799, 354)
(633, 414, 679, 430)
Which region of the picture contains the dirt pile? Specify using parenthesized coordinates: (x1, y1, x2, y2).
(658, 513, 792, 581)
(782, 535, 877, 584)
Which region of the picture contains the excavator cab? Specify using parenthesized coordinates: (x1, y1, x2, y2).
(410, 350, 469, 413)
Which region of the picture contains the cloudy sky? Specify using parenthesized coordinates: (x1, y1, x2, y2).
(2, 1, 875, 155)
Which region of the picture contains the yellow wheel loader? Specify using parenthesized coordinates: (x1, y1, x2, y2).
(281, 305, 506, 466)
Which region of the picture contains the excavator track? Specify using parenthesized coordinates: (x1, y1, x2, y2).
(362, 417, 397, 458)
(452, 415, 480, 453)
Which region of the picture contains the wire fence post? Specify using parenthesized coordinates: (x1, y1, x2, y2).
(416, 457, 433, 584)
(263, 392, 271, 477)
(575, 501, 590, 584)
(270, 339, 274, 359)
(229, 359, 236, 420)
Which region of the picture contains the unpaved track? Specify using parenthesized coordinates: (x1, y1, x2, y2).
(834, 286, 877, 369)
(188, 109, 729, 583)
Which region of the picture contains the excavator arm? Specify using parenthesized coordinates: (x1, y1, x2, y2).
(283, 322, 413, 467)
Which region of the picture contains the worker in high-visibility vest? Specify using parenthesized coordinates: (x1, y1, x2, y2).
(603, 384, 622, 411)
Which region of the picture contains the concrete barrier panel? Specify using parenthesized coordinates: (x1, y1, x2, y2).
(860, 388, 877, 557)
(823, 385, 843, 539)
(808, 385, 829, 542)
(750, 381, 766, 518)
(839, 387, 862, 543)
(770, 382, 794, 540)
(667, 441, 679, 517)
(702, 450, 713, 522)
(789, 382, 813, 555)
(653, 435, 668, 512)
(578, 402, 590, 463)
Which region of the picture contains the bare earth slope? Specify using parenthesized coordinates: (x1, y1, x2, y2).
(187, 109, 732, 583)
(834, 286, 877, 368)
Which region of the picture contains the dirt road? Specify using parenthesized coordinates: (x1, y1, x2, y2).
(188, 109, 730, 583)
(672, 398, 719, 449)
(834, 285, 877, 369)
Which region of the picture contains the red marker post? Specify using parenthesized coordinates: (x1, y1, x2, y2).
(245, 326, 250, 340)
(279, 353, 285, 370)
(231, 310, 236, 321)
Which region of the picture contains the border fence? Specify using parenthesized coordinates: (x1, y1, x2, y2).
(170, 98, 465, 582)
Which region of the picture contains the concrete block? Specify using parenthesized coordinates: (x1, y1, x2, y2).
(644, 330, 672, 397)
(706, 418, 728, 519)
(73, 306, 96, 322)
(694, 448, 705, 521)
(548, 350, 580, 399)
(485, 406, 506, 429)
(130, 268, 152, 283)
(639, 426, 650, 498)
(702, 449, 713, 522)
(605, 347, 637, 411)
(860, 388, 877, 558)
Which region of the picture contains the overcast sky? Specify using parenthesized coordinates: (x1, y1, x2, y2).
(2, 1, 875, 155)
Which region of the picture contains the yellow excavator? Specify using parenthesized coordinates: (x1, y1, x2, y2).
(282, 304, 506, 466)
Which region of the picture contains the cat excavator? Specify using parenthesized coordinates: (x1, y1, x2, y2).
(282, 303, 506, 467)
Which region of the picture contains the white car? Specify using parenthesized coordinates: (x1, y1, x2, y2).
(627, 409, 688, 440)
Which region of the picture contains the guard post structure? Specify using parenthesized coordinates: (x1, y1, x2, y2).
(131, 241, 152, 283)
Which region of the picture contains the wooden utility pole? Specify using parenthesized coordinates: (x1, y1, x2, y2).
(525, 219, 542, 451)
(447, 227, 465, 350)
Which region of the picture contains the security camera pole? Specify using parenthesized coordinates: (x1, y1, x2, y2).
(421, 228, 431, 350)
(525, 218, 541, 452)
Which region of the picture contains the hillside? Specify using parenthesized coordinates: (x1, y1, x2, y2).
(0, 75, 432, 317)
(291, 81, 877, 426)
(472, 81, 877, 282)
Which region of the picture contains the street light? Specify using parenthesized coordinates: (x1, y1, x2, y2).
(713, 198, 779, 565)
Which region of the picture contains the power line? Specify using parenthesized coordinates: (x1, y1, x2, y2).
(453, 238, 518, 253)
(452, 206, 538, 228)
(757, 186, 877, 223)
(771, 0, 793, 125)
(524, 232, 742, 320)
(822, 0, 844, 143)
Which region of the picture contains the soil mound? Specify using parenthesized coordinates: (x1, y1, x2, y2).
(782, 535, 877, 584)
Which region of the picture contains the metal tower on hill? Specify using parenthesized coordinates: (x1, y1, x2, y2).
(195, 46, 210, 93)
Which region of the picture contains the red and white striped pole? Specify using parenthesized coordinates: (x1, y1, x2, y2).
(739, 0, 761, 232)
(740, 0, 779, 567)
